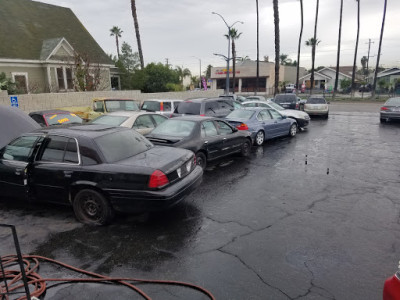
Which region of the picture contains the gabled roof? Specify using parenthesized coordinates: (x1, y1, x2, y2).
(0, 0, 113, 65)
(299, 71, 332, 81)
(319, 67, 352, 79)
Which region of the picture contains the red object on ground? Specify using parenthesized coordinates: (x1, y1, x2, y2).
(383, 274, 400, 300)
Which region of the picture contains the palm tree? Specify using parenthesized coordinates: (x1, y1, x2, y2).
(361, 56, 368, 75)
(333, 0, 344, 99)
(372, 0, 387, 97)
(130, 0, 144, 69)
(309, 0, 320, 94)
(296, 0, 304, 95)
(279, 54, 292, 65)
(175, 66, 191, 87)
(351, 0, 360, 95)
(225, 28, 242, 94)
(110, 26, 123, 59)
(273, 0, 280, 96)
(256, 0, 259, 95)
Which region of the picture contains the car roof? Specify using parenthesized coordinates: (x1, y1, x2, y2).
(167, 115, 218, 122)
(242, 100, 269, 104)
(143, 99, 183, 102)
(31, 124, 129, 139)
(29, 109, 74, 116)
(102, 111, 160, 117)
(183, 97, 229, 103)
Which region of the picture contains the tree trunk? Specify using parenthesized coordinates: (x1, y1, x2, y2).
(273, 0, 280, 96)
(372, 0, 387, 97)
(310, 0, 319, 95)
(333, 0, 344, 99)
(131, 0, 144, 69)
(116, 36, 120, 59)
(296, 0, 303, 95)
(232, 40, 236, 94)
(256, 0, 259, 95)
(351, 0, 360, 96)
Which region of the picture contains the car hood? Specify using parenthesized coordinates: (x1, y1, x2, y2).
(114, 146, 193, 175)
(0, 105, 41, 149)
(280, 109, 310, 119)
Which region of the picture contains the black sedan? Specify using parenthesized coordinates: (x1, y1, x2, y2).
(0, 125, 203, 225)
(145, 116, 252, 169)
(29, 109, 83, 127)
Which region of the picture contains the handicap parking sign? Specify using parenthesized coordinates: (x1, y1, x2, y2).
(10, 96, 19, 108)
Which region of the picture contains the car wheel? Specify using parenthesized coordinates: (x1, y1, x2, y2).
(195, 152, 207, 170)
(254, 130, 265, 146)
(289, 124, 297, 137)
(241, 140, 251, 157)
(324, 113, 329, 119)
(73, 189, 114, 226)
(380, 118, 387, 123)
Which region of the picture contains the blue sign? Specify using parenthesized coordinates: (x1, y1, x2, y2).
(10, 96, 18, 108)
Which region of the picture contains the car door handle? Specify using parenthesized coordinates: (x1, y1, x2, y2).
(64, 171, 73, 178)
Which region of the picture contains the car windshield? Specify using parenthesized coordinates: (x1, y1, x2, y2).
(91, 115, 129, 126)
(175, 102, 201, 115)
(274, 95, 296, 104)
(95, 129, 153, 163)
(141, 101, 160, 111)
(151, 120, 195, 137)
(104, 100, 139, 112)
(386, 98, 400, 106)
(307, 98, 326, 104)
(44, 113, 83, 125)
(226, 109, 255, 120)
(266, 101, 284, 111)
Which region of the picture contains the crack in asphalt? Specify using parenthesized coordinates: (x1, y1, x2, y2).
(217, 248, 292, 300)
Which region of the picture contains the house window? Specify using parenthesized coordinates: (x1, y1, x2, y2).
(57, 68, 65, 90)
(11, 72, 28, 94)
(66, 68, 73, 89)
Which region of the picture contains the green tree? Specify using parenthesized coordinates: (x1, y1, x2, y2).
(141, 63, 180, 93)
(130, 0, 144, 69)
(0, 72, 16, 94)
(120, 42, 140, 72)
(205, 65, 213, 79)
(110, 26, 123, 59)
(340, 78, 351, 91)
(225, 28, 242, 94)
(279, 54, 293, 65)
(361, 56, 368, 75)
(175, 66, 191, 87)
(273, 0, 280, 96)
(372, 0, 387, 97)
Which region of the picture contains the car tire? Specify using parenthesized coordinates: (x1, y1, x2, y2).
(195, 152, 207, 170)
(254, 130, 265, 146)
(289, 124, 297, 137)
(324, 113, 329, 119)
(241, 140, 251, 157)
(380, 118, 387, 123)
(73, 189, 114, 226)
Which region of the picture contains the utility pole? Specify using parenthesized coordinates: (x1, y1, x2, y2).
(366, 39, 374, 80)
(165, 58, 169, 68)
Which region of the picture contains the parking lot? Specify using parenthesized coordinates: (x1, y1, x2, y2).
(1, 101, 400, 299)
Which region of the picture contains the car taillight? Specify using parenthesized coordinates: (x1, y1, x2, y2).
(236, 123, 249, 130)
(160, 102, 164, 111)
(200, 114, 206, 116)
(381, 106, 388, 111)
(296, 103, 299, 109)
(148, 170, 169, 188)
(193, 156, 196, 166)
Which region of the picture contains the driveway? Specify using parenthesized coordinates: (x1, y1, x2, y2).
(1, 103, 399, 299)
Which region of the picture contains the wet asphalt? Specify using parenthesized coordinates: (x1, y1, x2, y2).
(1, 101, 400, 299)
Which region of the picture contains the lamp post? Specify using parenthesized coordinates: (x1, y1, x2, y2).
(192, 56, 202, 89)
(212, 12, 243, 95)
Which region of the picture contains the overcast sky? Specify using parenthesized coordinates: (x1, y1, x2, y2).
(38, 0, 399, 75)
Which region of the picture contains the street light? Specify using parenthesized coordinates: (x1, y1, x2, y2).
(212, 12, 243, 95)
(191, 56, 202, 89)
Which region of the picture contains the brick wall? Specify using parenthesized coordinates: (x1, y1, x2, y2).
(0, 89, 223, 113)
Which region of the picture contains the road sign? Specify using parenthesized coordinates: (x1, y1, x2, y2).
(10, 96, 19, 108)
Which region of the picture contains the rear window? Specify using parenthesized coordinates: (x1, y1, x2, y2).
(91, 115, 128, 126)
(226, 109, 255, 120)
(151, 120, 195, 137)
(274, 95, 297, 104)
(44, 113, 83, 126)
(95, 130, 153, 163)
(141, 101, 161, 111)
(386, 98, 400, 106)
(105, 100, 139, 112)
(175, 102, 201, 115)
(307, 98, 326, 104)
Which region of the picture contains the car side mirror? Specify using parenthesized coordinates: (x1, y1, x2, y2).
(232, 127, 238, 132)
(282, 115, 287, 119)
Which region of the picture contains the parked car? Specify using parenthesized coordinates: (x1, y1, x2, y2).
(0, 105, 40, 149)
(285, 84, 296, 93)
(29, 109, 83, 127)
(0, 125, 203, 225)
(246, 95, 267, 102)
(141, 99, 183, 116)
(380, 97, 400, 123)
(225, 107, 297, 146)
(90, 111, 167, 135)
(273, 94, 302, 110)
(242, 100, 310, 129)
(303, 97, 329, 118)
(359, 85, 371, 93)
(383, 267, 400, 299)
(172, 98, 236, 118)
(146, 116, 252, 170)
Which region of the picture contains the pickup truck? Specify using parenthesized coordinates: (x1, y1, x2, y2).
(60, 98, 140, 121)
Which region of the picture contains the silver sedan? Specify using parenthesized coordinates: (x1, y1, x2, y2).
(380, 97, 400, 123)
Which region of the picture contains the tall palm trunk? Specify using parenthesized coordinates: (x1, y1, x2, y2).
(130, 0, 144, 69)
(333, 0, 344, 99)
(296, 0, 303, 95)
(310, 0, 319, 95)
(273, 0, 280, 96)
(115, 36, 120, 59)
(372, 0, 387, 97)
(232, 39, 236, 94)
(351, 0, 360, 96)
(256, 0, 259, 95)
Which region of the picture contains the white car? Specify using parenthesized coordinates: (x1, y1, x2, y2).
(303, 97, 329, 119)
(242, 100, 310, 129)
(141, 99, 183, 116)
(90, 111, 168, 135)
